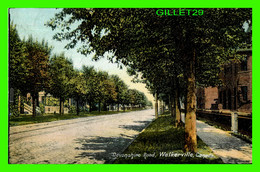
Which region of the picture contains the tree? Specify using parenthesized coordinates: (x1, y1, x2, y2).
(126, 89, 148, 109)
(47, 8, 251, 152)
(94, 71, 117, 112)
(9, 23, 29, 115)
(82, 66, 99, 112)
(101, 75, 118, 111)
(69, 70, 88, 115)
(110, 75, 128, 111)
(49, 53, 74, 115)
(24, 36, 52, 117)
(9, 23, 28, 92)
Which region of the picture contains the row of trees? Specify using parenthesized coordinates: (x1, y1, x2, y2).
(46, 8, 251, 152)
(9, 23, 151, 117)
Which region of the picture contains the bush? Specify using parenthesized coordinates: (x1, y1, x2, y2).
(69, 105, 76, 113)
(39, 103, 45, 114)
(10, 103, 20, 117)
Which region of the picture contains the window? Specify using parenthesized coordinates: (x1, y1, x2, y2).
(241, 56, 248, 71)
(241, 86, 248, 101)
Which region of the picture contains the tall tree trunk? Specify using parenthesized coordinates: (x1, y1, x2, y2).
(161, 101, 164, 114)
(19, 95, 25, 114)
(60, 98, 64, 115)
(168, 95, 171, 115)
(103, 102, 108, 111)
(169, 95, 174, 117)
(59, 98, 62, 115)
(32, 95, 36, 117)
(163, 102, 165, 113)
(117, 103, 120, 111)
(43, 94, 46, 114)
(159, 100, 161, 115)
(155, 92, 158, 119)
(89, 101, 92, 112)
(18, 95, 21, 113)
(76, 98, 80, 115)
(36, 94, 39, 107)
(98, 101, 101, 112)
(175, 89, 181, 127)
(184, 50, 197, 153)
(105, 103, 109, 111)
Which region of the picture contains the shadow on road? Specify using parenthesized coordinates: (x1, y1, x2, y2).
(73, 120, 152, 163)
(73, 120, 153, 163)
(74, 136, 132, 163)
(119, 120, 151, 132)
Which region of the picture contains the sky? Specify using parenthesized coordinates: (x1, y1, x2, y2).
(9, 8, 154, 102)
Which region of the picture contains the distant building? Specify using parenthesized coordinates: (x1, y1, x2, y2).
(218, 48, 252, 113)
(196, 48, 252, 113)
(25, 91, 69, 114)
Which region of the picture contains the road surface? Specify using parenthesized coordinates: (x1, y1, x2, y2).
(9, 109, 154, 164)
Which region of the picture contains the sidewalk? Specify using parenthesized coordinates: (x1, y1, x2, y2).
(181, 114, 252, 164)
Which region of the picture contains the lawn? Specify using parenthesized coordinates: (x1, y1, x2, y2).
(9, 109, 146, 126)
(113, 112, 223, 164)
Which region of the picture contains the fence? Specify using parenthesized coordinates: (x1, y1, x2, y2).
(45, 106, 69, 114)
(196, 109, 252, 137)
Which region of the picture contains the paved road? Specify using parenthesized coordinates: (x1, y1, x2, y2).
(181, 114, 252, 164)
(9, 109, 155, 164)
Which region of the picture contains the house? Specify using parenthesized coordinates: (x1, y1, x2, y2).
(218, 48, 252, 113)
(196, 87, 218, 110)
(25, 91, 69, 114)
(196, 48, 252, 114)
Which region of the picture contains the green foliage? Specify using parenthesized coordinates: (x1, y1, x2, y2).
(9, 23, 29, 93)
(125, 89, 149, 107)
(110, 75, 128, 104)
(48, 53, 75, 114)
(46, 9, 251, 152)
(24, 36, 52, 96)
(9, 109, 144, 126)
(47, 8, 251, 92)
(48, 53, 74, 101)
(95, 71, 117, 105)
(10, 17, 161, 118)
(82, 66, 98, 107)
(39, 103, 45, 114)
(69, 70, 88, 114)
(68, 105, 76, 113)
(9, 103, 20, 117)
(46, 96, 59, 106)
(9, 32, 52, 116)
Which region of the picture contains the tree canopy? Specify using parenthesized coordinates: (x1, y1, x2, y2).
(47, 8, 251, 152)
(48, 53, 75, 114)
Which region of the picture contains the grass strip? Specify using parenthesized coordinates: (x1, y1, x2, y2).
(114, 113, 223, 164)
(9, 108, 147, 126)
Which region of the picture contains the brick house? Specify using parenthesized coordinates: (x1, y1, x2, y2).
(197, 87, 218, 110)
(196, 48, 252, 113)
(218, 48, 252, 113)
